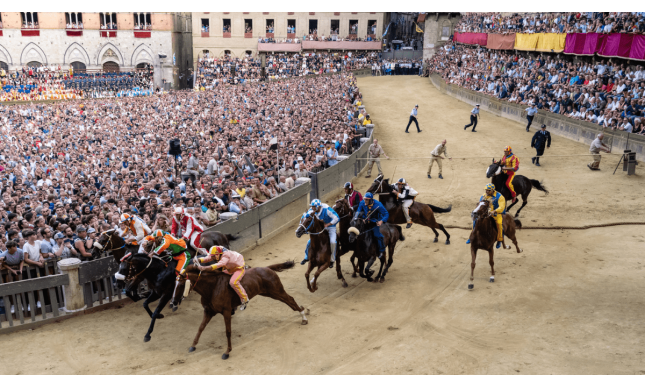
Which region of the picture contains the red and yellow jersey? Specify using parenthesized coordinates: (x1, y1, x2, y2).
(501, 153, 519, 174)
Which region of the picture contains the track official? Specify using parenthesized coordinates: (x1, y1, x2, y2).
(405, 104, 422, 133)
(464, 104, 480, 132)
(366, 139, 389, 178)
(525, 103, 538, 132)
(588, 133, 611, 171)
(428, 139, 451, 179)
(530, 125, 551, 166)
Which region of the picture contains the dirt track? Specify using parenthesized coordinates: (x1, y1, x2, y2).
(2, 76, 645, 375)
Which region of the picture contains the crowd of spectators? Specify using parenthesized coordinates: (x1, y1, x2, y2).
(22, 22, 39, 29)
(428, 43, 645, 135)
(0, 69, 370, 285)
(134, 22, 152, 30)
(65, 21, 84, 29)
(456, 12, 645, 34)
(100, 22, 117, 30)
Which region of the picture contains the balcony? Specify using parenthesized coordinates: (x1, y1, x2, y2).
(134, 30, 151, 38)
(266, 32, 274, 38)
(348, 34, 357, 40)
(21, 29, 40, 37)
(100, 29, 117, 38)
(66, 29, 83, 37)
(244, 32, 253, 38)
(287, 33, 295, 39)
(223, 32, 231, 38)
(201, 31, 209, 37)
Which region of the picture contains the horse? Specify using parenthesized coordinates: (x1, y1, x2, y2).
(347, 217, 405, 283)
(332, 198, 360, 278)
(295, 212, 348, 292)
(468, 199, 523, 290)
(171, 262, 308, 359)
(486, 159, 549, 217)
(366, 175, 452, 244)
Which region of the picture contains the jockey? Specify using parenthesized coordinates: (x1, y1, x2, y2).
(500, 146, 520, 204)
(355, 192, 389, 260)
(172, 207, 208, 256)
(120, 213, 151, 245)
(196, 246, 249, 311)
(467, 183, 506, 249)
(301, 199, 340, 268)
(393, 178, 418, 229)
(139, 230, 168, 254)
(344, 182, 363, 212)
(150, 230, 191, 276)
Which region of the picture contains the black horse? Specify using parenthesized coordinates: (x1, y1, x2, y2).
(347, 217, 405, 283)
(486, 159, 549, 217)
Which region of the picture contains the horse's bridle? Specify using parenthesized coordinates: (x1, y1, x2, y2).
(296, 215, 326, 235)
(94, 231, 126, 253)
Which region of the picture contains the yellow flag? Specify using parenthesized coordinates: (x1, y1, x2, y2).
(415, 23, 424, 34)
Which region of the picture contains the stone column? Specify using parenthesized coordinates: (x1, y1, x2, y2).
(57, 258, 86, 313)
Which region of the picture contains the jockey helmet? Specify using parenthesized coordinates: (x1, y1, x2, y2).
(153, 230, 164, 238)
(397, 178, 406, 185)
(344, 182, 353, 190)
(364, 192, 374, 200)
(504, 146, 512, 153)
(119, 213, 131, 223)
(310, 199, 321, 208)
(485, 183, 495, 191)
(209, 246, 224, 256)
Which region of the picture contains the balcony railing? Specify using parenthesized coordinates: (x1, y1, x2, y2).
(66, 29, 83, 36)
(244, 32, 253, 38)
(223, 32, 231, 38)
(21, 29, 40, 37)
(133, 30, 151, 38)
(100, 29, 117, 38)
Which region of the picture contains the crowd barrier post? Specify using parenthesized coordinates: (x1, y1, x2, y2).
(57, 258, 86, 313)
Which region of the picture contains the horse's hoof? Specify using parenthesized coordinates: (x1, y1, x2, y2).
(368, 270, 375, 276)
(351, 273, 357, 278)
(172, 305, 178, 312)
(505, 245, 511, 250)
(379, 278, 385, 283)
(342, 282, 348, 288)
(520, 249, 523, 253)
(445, 240, 450, 245)
(433, 238, 439, 243)
(489, 276, 495, 283)
(189, 347, 196, 353)
(301, 320, 308, 325)
(222, 353, 230, 360)
(143, 336, 151, 343)
(468, 284, 474, 290)
(158, 313, 165, 319)
(367, 277, 373, 282)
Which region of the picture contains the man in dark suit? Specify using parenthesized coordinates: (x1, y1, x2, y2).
(531, 124, 552, 167)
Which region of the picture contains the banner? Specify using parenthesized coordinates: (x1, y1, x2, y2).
(514, 33, 539, 50)
(453, 32, 487, 46)
(564, 33, 645, 60)
(301, 41, 382, 50)
(535, 33, 566, 52)
(486, 33, 516, 50)
(599, 33, 634, 59)
(258, 43, 301, 52)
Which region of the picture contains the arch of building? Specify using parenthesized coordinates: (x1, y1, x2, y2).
(20, 43, 48, 65)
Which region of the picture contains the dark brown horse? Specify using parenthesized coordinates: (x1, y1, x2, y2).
(332, 198, 360, 277)
(486, 159, 549, 217)
(367, 175, 452, 244)
(347, 217, 405, 283)
(171, 262, 308, 359)
(468, 200, 523, 290)
(295, 212, 348, 291)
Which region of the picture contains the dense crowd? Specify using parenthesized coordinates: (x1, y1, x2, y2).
(0, 65, 155, 101)
(0, 71, 370, 280)
(428, 44, 645, 134)
(456, 12, 645, 34)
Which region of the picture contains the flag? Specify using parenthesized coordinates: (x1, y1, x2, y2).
(382, 22, 391, 38)
(415, 23, 424, 34)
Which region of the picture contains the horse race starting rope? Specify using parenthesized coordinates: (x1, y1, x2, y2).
(443, 221, 645, 231)
(355, 153, 625, 161)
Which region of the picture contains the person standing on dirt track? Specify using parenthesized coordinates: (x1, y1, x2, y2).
(405, 104, 422, 133)
(428, 139, 452, 179)
(464, 104, 480, 132)
(531, 125, 551, 167)
(365, 139, 389, 178)
(525, 103, 538, 132)
(588, 133, 611, 171)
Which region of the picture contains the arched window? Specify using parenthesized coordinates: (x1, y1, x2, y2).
(133, 13, 152, 30)
(65, 12, 83, 28)
(71, 61, 86, 73)
(0, 62, 8, 72)
(224, 50, 231, 56)
(245, 50, 253, 56)
(20, 12, 39, 29)
(102, 61, 120, 73)
(27, 61, 42, 68)
(99, 13, 118, 30)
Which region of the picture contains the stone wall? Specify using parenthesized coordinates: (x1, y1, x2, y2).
(422, 13, 461, 62)
(429, 73, 645, 161)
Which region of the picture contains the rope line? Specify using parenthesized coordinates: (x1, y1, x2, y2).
(356, 153, 622, 161)
(443, 221, 645, 231)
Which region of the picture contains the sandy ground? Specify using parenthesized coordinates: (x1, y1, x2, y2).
(2, 76, 645, 375)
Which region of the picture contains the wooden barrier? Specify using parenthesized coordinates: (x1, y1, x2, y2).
(78, 256, 124, 310)
(0, 274, 68, 329)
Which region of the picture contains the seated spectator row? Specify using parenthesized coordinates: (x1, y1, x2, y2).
(427, 43, 645, 135)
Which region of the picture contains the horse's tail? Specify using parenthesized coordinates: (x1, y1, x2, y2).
(393, 225, 405, 241)
(429, 204, 452, 213)
(530, 179, 549, 195)
(225, 234, 237, 241)
(514, 219, 522, 230)
(267, 260, 296, 272)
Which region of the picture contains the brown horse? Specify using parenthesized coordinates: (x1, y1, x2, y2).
(295, 212, 348, 291)
(171, 262, 308, 359)
(468, 200, 523, 290)
(332, 198, 360, 277)
(367, 175, 452, 244)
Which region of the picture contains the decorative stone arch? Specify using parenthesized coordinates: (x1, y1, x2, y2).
(131, 43, 155, 67)
(63, 42, 91, 66)
(441, 19, 453, 39)
(0, 44, 13, 66)
(96, 42, 124, 66)
(20, 42, 47, 65)
(220, 49, 233, 58)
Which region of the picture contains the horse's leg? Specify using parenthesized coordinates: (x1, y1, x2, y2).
(305, 261, 314, 293)
(265, 283, 309, 325)
(357, 259, 366, 279)
(311, 262, 328, 292)
(469, 248, 476, 290)
(506, 225, 523, 254)
(514, 194, 529, 218)
(374, 253, 386, 283)
(143, 292, 171, 342)
(437, 223, 451, 244)
(377, 240, 395, 283)
(222, 309, 233, 360)
(189, 310, 214, 353)
(381, 250, 395, 282)
(364, 256, 376, 282)
(142, 290, 162, 319)
(488, 249, 495, 283)
(350, 253, 358, 278)
(430, 227, 440, 243)
(335, 254, 348, 288)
